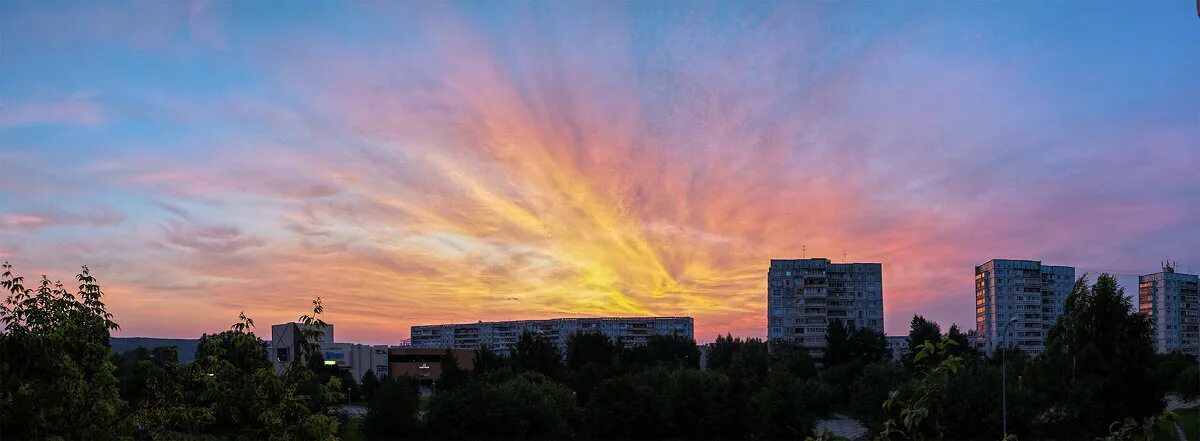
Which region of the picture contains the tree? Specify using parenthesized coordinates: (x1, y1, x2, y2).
(644, 334, 702, 368)
(753, 371, 823, 439)
(1031, 274, 1164, 437)
(1152, 350, 1197, 397)
(879, 336, 965, 441)
(0, 263, 126, 439)
(436, 349, 468, 392)
(848, 362, 906, 431)
(474, 344, 507, 373)
(585, 366, 742, 439)
(908, 315, 942, 352)
(180, 302, 342, 440)
(511, 331, 566, 380)
(847, 325, 888, 363)
(944, 324, 976, 359)
(566, 332, 618, 370)
(826, 320, 887, 366)
(769, 340, 818, 379)
(361, 370, 382, 401)
(427, 372, 579, 439)
(825, 319, 851, 365)
(363, 378, 420, 439)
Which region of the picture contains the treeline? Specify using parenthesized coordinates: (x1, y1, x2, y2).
(0, 262, 348, 440)
(2, 260, 1196, 440)
(360, 275, 1197, 440)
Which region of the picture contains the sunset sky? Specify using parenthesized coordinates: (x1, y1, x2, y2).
(1, 2, 1197, 344)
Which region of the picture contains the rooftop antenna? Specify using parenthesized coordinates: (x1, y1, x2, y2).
(1163, 261, 1176, 273)
(842, 249, 848, 262)
(802, 244, 807, 259)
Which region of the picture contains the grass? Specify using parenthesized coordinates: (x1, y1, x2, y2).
(1155, 406, 1200, 441)
(339, 416, 367, 441)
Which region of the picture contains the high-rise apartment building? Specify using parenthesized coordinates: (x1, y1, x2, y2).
(410, 317, 694, 356)
(1139, 264, 1200, 357)
(766, 258, 884, 359)
(974, 259, 1074, 354)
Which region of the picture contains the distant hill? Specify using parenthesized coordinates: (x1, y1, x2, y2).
(110, 337, 201, 364)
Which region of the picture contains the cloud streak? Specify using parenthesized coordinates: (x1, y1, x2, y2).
(0, 2, 1196, 343)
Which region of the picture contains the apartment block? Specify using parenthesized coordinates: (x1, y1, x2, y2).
(410, 317, 694, 356)
(766, 258, 884, 359)
(974, 259, 1074, 354)
(886, 335, 911, 361)
(1139, 264, 1200, 357)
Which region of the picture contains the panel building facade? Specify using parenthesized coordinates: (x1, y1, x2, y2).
(410, 317, 694, 356)
(766, 258, 884, 359)
(270, 322, 389, 382)
(974, 259, 1074, 354)
(1139, 265, 1200, 357)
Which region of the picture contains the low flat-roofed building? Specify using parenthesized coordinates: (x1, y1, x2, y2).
(387, 347, 476, 383)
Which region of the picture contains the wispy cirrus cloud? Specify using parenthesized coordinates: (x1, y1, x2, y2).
(0, 2, 1195, 342)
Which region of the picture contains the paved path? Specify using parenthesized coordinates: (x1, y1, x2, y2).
(340, 404, 368, 417)
(1166, 394, 1199, 411)
(815, 413, 868, 440)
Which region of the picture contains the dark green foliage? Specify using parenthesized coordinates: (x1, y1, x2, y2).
(186, 312, 343, 440)
(848, 362, 906, 431)
(879, 337, 964, 440)
(724, 336, 771, 380)
(363, 378, 420, 439)
(585, 366, 741, 438)
(1031, 274, 1164, 437)
(638, 334, 702, 369)
(769, 340, 818, 379)
(0, 263, 126, 439)
(908, 315, 942, 357)
(1152, 350, 1198, 397)
(619, 334, 689, 368)
(705, 333, 741, 371)
(940, 358, 1041, 439)
(1176, 365, 1200, 401)
(945, 324, 976, 358)
(436, 349, 468, 392)
(824, 319, 851, 364)
(195, 327, 271, 372)
(511, 331, 567, 381)
(752, 372, 824, 439)
(566, 332, 619, 401)
(427, 372, 579, 439)
(473, 344, 507, 373)
(113, 346, 176, 406)
(566, 331, 618, 370)
(825, 320, 888, 366)
(360, 370, 382, 400)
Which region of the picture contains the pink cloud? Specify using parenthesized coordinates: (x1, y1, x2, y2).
(0, 96, 105, 129)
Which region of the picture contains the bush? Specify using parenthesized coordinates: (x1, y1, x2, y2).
(363, 378, 420, 439)
(427, 372, 579, 439)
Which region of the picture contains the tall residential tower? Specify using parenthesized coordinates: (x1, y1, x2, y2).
(1139, 264, 1200, 357)
(974, 259, 1074, 354)
(767, 258, 884, 359)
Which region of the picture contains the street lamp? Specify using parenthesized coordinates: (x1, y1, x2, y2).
(1001, 316, 1018, 439)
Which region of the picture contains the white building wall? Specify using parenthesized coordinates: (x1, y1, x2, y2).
(766, 258, 885, 359)
(975, 259, 1074, 355)
(1140, 269, 1200, 357)
(410, 317, 695, 356)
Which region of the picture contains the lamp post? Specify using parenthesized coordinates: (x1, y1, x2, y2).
(1001, 316, 1018, 439)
